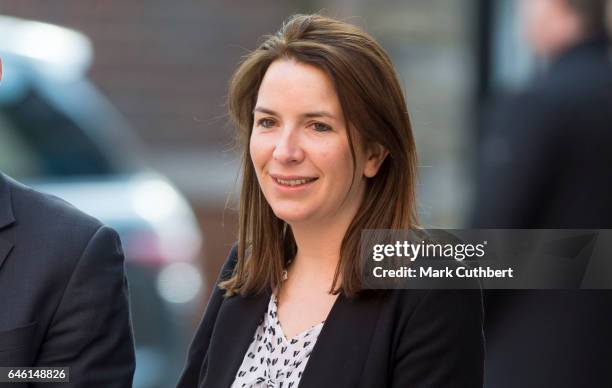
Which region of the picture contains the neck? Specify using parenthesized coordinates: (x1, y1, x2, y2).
(292, 223, 345, 272)
(547, 32, 586, 60)
(544, 16, 597, 61)
(288, 196, 362, 287)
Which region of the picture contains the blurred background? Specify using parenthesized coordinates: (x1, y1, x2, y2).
(0, 0, 610, 387)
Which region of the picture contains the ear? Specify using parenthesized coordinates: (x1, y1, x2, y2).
(363, 143, 389, 178)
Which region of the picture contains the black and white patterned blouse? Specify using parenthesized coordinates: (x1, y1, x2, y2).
(231, 293, 324, 388)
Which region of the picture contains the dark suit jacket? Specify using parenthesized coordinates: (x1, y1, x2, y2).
(473, 35, 612, 387)
(177, 245, 484, 388)
(0, 173, 135, 387)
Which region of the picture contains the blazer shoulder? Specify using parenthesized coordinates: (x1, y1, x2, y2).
(4, 175, 113, 275)
(7, 176, 103, 235)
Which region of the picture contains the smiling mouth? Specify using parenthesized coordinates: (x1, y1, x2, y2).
(272, 176, 318, 187)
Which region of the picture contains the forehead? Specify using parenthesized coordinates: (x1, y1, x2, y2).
(255, 59, 342, 115)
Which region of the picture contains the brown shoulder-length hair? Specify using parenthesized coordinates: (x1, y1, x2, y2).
(219, 14, 418, 298)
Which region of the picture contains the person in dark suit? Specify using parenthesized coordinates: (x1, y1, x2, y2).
(0, 172, 135, 387)
(473, 0, 612, 387)
(476, 0, 612, 228)
(178, 14, 484, 388)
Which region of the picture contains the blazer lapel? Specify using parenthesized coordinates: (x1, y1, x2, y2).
(203, 287, 271, 387)
(0, 236, 14, 270)
(299, 291, 384, 387)
(0, 173, 16, 270)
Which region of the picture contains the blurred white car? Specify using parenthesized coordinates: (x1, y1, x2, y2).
(0, 15, 203, 388)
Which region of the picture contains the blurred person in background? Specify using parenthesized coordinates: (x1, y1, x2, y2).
(178, 14, 484, 388)
(0, 172, 135, 387)
(474, 0, 612, 387)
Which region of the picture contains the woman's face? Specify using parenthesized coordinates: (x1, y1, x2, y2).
(250, 59, 383, 226)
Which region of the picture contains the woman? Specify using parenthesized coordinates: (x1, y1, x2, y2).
(177, 14, 484, 388)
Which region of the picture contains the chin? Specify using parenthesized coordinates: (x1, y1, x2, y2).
(271, 206, 313, 224)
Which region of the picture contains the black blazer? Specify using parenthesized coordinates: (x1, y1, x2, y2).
(177, 245, 484, 388)
(0, 173, 135, 387)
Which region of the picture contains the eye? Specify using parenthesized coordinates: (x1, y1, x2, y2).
(311, 122, 332, 132)
(256, 118, 276, 128)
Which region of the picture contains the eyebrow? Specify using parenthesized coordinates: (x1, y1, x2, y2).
(253, 106, 337, 120)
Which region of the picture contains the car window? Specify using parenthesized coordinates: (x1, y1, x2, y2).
(0, 86, 115, 179)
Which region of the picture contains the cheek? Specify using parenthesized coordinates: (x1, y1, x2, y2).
(317, 140, 355, 178)
(249, 132, 271, 171)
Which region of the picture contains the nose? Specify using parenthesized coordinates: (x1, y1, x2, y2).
(272, 125, 304, 164)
